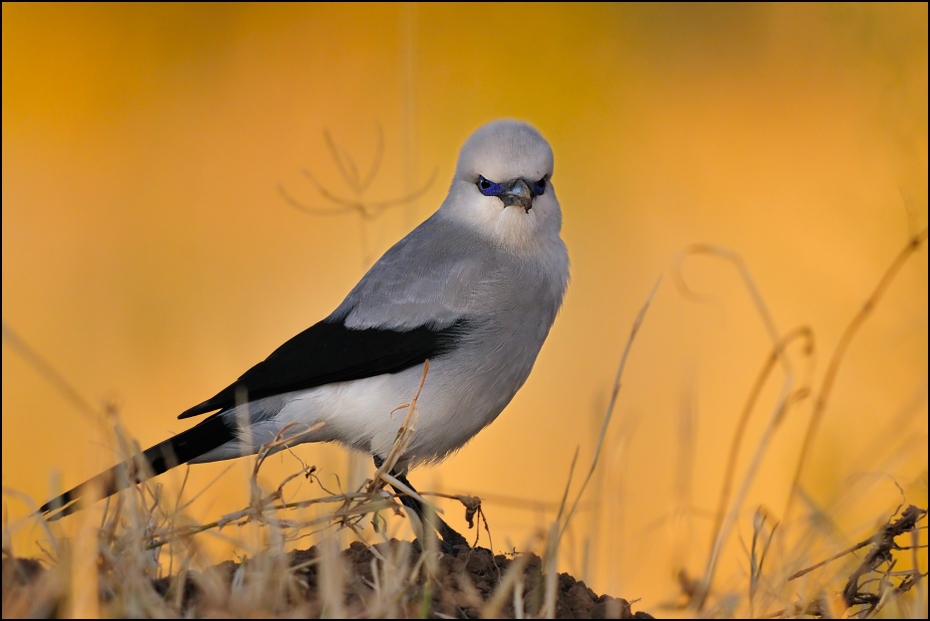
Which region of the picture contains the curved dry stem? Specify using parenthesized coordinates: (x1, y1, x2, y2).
(370, 359, 429, 486)
(784, 228, 928, 522)
(707, 326, 814, 568)
(673, 246, 808, 611)
(673, 244, 786, 371)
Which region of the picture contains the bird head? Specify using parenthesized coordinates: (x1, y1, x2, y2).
(443, 119, 562, 252)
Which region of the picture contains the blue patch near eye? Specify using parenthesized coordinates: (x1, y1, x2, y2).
(477, 175, 504, 197)
(532, 177, 547, 196)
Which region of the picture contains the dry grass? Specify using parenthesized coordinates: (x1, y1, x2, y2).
(662, 228, 929, 618)
(3, 229, 927, 618)
(1, 355, 642, 617)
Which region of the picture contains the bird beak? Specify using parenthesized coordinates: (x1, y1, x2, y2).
(501, 179, 534, 213)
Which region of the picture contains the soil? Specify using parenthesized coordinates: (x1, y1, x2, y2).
(3, 540, 654, 618)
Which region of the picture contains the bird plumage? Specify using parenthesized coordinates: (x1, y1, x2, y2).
(40, 119, 569, 535)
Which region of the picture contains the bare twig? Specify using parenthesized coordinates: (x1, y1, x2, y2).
(558, 277, 661, 542)
(772, 505, 928, 618)
(278, 124, 436, 220)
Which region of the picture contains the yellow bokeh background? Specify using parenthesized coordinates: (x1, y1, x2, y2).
(3, 3, 927, 612)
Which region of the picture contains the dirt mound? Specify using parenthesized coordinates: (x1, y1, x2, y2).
(4, 540, 653, 618)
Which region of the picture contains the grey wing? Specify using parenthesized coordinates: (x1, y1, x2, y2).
(331, 215, 500, 330)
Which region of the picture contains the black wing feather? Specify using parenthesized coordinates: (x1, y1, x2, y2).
(39, 317, 468, 521)
(178, 318, 468, 419)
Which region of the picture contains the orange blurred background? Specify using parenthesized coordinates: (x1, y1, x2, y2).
(3, 3, 927, 611)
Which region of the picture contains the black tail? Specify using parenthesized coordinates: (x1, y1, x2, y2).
(40, 414, 236, 521)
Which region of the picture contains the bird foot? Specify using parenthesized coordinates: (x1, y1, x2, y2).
(412, 535, 470, 555)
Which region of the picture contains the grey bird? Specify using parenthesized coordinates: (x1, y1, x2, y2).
(40, 119, 570, 547)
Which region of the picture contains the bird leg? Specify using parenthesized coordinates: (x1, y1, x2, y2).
(373, 455, 468, 549)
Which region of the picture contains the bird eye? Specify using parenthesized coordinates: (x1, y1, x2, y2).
(532, 177, 547, 196)
(476, 175, 503, 197)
